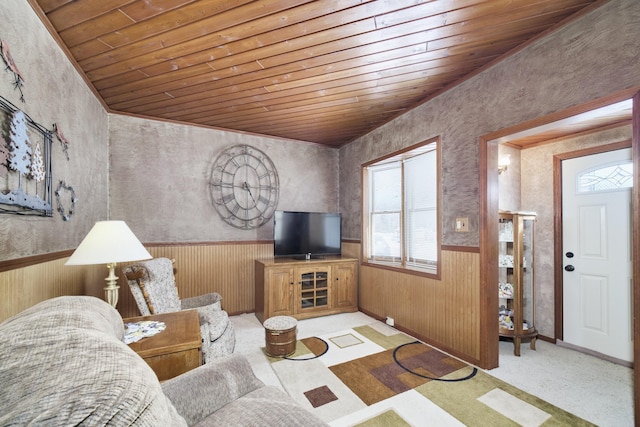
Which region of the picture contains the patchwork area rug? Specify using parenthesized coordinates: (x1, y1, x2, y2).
(265, 323, 595, 426)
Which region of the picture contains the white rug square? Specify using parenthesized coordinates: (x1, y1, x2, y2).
(477, 388, 552, 427)
(330, 389, 465, 427)
(366, 321, 401, 337)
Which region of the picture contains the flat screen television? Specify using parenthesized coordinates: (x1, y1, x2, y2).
(274, 211, 341, 259)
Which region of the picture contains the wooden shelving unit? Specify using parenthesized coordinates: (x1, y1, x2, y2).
(498, 211, 537, 356)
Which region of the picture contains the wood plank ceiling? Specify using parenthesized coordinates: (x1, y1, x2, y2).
(28, 0, 602, 147)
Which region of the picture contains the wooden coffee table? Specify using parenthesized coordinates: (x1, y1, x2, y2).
(124, 310, 202, 381)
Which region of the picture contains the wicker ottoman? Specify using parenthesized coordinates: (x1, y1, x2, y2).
(263, 316, 297, 357)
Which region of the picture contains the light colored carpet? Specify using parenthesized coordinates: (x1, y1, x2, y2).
(490, 340, 633, 427)
(230, 312, 633, 426)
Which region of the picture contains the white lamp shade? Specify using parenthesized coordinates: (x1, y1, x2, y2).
(65, 220, 152, 265)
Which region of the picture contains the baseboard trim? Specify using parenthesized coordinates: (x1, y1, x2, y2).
(556, 339, 633, 368)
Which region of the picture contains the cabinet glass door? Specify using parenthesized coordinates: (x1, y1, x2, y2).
(522, 216, 535, 332)
(498, 216, 515, 333)
(299, 270, 329, 311)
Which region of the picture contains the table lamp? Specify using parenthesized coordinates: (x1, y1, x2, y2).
(65, 220, 152, 307)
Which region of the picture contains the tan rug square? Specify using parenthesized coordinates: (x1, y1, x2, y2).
(330, 333, 364, 348)
(355, 409, 411, 427)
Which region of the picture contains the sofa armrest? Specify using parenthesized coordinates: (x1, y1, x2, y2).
(161, 354, 264, 425)
(181, 292, 221, 311)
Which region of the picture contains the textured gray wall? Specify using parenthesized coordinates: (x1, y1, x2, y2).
(0, 0, 109, 261)
(339, 0, 640, 246)
(498, 145, 521, 212)
(109, 114, 339, 243)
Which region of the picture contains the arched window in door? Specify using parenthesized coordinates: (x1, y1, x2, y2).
(577, 160, 633, 193)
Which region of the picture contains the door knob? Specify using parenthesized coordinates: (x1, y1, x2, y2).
(565, 265, 575, 272)
(566, 252, 574, 258)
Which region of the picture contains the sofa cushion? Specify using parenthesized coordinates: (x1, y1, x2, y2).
(0, 296, 187, 426)
(0, 294, 125, 339)
(193, 386, 328, 427)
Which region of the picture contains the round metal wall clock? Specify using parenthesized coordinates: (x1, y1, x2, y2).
(210, 144, 279, 229)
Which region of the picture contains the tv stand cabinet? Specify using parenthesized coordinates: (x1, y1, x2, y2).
(255, 257, 358, 323)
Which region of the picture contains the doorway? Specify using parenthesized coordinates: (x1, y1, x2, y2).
(479, 89, 639, 420)
(496, 134, 633, 362)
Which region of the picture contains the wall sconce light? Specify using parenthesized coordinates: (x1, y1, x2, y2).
(498, 155, 511, 175)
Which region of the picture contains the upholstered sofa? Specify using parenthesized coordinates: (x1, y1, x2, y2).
(0, 296, 327, 426)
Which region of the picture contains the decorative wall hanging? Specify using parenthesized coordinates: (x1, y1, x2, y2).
(53, 123, 70, 160)
(0, 39, 25, 102)
(0, 96, 52, 216)
(209, 144, 279, 229)
(55, 180, 76, 221)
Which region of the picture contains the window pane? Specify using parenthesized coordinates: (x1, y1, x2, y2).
(371, 165, 401, 212)
(577, 161, 632, 193)
(371, 212, 400, 258)
(405, 151, 436, 209)
(405, 150, 437, 264)
(405, 209, 437, 263)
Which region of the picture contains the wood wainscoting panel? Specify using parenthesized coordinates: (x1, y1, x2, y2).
(359, 249, 480, 364)
(0, 258, 89, 322)
(1, 242, 274, 321)
(1, 241, 356, 322)
(117, 242, 274, 318)
(340, 240, 361, 261)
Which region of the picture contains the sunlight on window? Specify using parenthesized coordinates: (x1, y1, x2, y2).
(363, 138, 440, 275)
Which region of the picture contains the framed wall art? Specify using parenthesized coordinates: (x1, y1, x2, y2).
(0, 96, 52, 216)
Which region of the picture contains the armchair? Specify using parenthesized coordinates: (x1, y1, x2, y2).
(123, 257, 235, 362)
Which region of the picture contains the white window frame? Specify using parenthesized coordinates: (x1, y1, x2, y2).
(362, 137, 441, 278)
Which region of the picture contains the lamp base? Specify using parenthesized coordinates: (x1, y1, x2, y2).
(104, 262, 119, 307)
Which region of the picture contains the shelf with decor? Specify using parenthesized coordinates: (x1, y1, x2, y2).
(498, 211, 537, 356)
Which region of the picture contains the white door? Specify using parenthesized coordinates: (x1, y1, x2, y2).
(562, 148, 633, 362)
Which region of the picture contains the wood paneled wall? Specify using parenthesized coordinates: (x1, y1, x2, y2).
(0, 241, 481, 366)
(359, 249, 481, 364)
(0, 258, 90, 321)
(0, 242, 273, 322)
(118, 243, 274, 318)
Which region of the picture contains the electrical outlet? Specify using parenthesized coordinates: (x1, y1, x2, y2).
(386, 316, 394, 327)
(455, 217, 469, 232)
